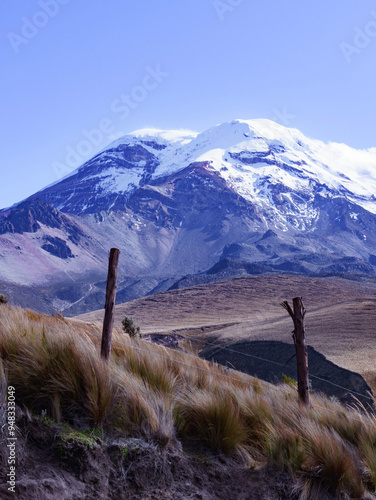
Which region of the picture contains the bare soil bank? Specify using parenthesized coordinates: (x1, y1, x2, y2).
(0, 410, 296, 500)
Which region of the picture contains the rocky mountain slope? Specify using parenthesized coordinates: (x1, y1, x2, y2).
(2, 119, 376, 314)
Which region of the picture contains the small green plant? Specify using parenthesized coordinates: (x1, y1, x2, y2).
(119, 446, 129, 458)
(83, 426, 103, 440)
(55, 426, 100, 461)
(38, 409, 56, 426)
(0, 295, 8, 305)
(122, 316, 142, 339)
(281, 373, 297, 388)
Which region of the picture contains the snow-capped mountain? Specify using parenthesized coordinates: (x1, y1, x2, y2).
(33, 119, 376, 222)
(2, 119, 376, 315)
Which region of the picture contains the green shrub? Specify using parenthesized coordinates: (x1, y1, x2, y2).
(122, 316, 141, 339)
(282, 373, 297, 388)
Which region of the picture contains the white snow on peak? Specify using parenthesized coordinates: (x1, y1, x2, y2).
(103, 128, 198, 152)
(62, 119, 376, 215)
(237, 118, 304, 140)
(149, 119, 376, 214)
(130, 127, 198, 143)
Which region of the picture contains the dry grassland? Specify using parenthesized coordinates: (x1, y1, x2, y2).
(77, 274, 376, 393)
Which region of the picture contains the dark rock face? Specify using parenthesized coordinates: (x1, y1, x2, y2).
(0, 199, 48, 234)
(229, 150, 275, 165)
(41, 236, 74, 259)
(141, 140, 167, 150)
(0, 198, 83, 244)
(127, 162, 260, 231)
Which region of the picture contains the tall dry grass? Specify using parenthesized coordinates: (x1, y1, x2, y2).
(1, 304, 376, 498)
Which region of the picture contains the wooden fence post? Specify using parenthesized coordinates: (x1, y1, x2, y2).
(101, 248, 120, 360)
(281, 297, 309, 406)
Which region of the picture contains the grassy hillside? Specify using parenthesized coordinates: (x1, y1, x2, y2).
(77, 274, 376, 394)
(1, 304, 376, 498)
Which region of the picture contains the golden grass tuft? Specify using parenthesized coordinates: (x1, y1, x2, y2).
(175, 387, 250, 453)
(298, 423, 365, 499)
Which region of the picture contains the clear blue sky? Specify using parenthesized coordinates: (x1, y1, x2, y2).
(2, 0, 376, 209)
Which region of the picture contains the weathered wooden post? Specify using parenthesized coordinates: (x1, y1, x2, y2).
(281, 297, 309, 406)
(101, 248, 120, 360)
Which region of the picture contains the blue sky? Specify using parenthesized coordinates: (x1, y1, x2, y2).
(2, 0, 376, 209)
